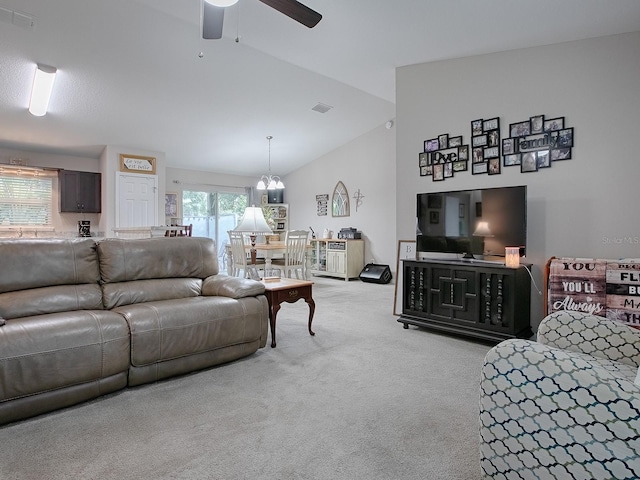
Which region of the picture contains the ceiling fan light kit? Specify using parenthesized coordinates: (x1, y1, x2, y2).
(202, 0, 321, 40)
(205, 0, 239, 6)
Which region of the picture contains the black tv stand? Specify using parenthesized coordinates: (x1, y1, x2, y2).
(399, 258, 532, 343)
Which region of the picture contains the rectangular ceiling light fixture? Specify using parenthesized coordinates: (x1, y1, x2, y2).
(28, 64, 57, 116)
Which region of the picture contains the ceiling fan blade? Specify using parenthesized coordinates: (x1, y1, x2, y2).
(202, 1, 225, 39)
(258, 0, 322, 28)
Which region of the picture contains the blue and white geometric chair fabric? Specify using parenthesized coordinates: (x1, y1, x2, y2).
(480, 311, 640, 479)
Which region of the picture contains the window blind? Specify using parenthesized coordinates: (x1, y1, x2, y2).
(0, 172, 53, 226)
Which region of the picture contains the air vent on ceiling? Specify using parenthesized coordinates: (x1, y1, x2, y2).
(0, 7, 35, 30)
(311, 103, 333, 114)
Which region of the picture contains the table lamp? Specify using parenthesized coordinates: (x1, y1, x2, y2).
(234, 206, 272, 264)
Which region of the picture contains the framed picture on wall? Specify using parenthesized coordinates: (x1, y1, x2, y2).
(543, 117, 564, 132)
(165, 192, 178, 217)
(510, 121, 531, 137)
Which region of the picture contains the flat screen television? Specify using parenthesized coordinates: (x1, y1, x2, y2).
(416, 185, 527, 259)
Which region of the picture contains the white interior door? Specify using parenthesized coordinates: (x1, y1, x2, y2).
(116, 173, 158, 227)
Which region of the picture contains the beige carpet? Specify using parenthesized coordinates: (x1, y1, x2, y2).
(0, 275, 493, 480)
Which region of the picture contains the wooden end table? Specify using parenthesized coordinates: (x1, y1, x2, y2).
(260, 277, 315, 348)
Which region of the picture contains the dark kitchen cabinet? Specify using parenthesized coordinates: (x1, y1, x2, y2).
(59, 170, 101, 213)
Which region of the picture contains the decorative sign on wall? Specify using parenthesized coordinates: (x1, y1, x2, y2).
(419, 133, 469, 182)
(470, 117, 501, 175)
(316, 194, 328, 216)
(503, 115, 573, 173)
(547, 257, 640, 327)
(119, 154, 156, 174)
(606, 261, 640, 325)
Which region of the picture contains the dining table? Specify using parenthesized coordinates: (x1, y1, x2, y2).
(253, 242, 312, 280)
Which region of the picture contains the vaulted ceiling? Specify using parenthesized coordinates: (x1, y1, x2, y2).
(1, 0, 639, 176)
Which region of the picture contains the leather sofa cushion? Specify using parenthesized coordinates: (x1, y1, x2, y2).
(0, 284, 104, 320)
(102, 278, 202, 310)
(98, 237, 218, 284)
(202, 275, 265, 298)
(0, 310, 130, 403)
(114, 296, 266, 367)
(0, 238, 99, 294)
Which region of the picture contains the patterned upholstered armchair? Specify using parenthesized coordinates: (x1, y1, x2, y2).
(480, 311, 640, 479)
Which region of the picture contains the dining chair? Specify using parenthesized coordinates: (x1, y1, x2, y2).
(178, 224, 193, 237)
(227, 231, 265, 277)
(271, 230, 309, 279)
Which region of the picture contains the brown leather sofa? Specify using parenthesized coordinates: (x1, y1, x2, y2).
(0, 236, 269, 425)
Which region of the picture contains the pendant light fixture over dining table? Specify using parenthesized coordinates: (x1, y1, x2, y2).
(257, 135, 284, 190)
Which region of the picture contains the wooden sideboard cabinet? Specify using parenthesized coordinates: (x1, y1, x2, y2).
(59, 170, 101, 213)
(309, 239, 364, 281)
(399, 259, 532, 342)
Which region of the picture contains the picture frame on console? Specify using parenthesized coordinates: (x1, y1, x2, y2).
(393, 240, 416, 316)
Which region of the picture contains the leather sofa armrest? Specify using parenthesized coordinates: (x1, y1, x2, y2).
(537, 310, 640, 367)
(201, 275, 265, 299)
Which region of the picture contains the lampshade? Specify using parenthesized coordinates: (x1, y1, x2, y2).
(205, 0, 239, 6)
(257, 135, 284, 191)
(234, 206, 272, 234)
(473, 221, 493, 237)
(28, 64, 57, 116)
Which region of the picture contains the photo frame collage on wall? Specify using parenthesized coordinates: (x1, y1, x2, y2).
(418, 113, 573, 179)
(503, 115, 574, 173)
(418, 133, 469, 182)
(470, 117, 501, 175)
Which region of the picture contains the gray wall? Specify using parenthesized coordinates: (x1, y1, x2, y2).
(396, 32, 640, 329)
(285, 123, 397, 269)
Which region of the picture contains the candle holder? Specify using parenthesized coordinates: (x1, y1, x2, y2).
(505, 247, 520, 268)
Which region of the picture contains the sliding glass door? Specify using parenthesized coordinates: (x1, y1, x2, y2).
(182, 190, 248, 268)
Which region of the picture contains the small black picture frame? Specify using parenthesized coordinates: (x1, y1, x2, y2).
(472, 147, 484, 163)
(543, 117, 564, 132)
(502, 138, 516, 155)
(419, 152, 428, 167)
(557, 128, 574, 148)
(448, 136, 462, 148)
(488, 158, 501, 175)
(483, 117, 499, 131)
(484, 146, 499, 159)
(530, 115, 544, 134)
(425, 138, 439, 152)
(503, 154, 521, 166)
(521, 152, 538, 173)
(551, 148, 572, 161)
(438, 134, 448, 150)
(472, 162, 488, 175)
(452, 161, 467, 172)
(471, 119, 483, 136)
(458, 145, 469, 161)
(510, 121, 531, 137)
(432, 164, 445, 181)
(472, 135, 487, 147)
(536, 150, 551, 168)
(430, 211, 440, 224)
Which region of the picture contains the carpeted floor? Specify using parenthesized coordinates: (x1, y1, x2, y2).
(1, 276, 493, 480)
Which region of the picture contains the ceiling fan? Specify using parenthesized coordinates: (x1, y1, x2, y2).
(202, 0, 322, 39)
